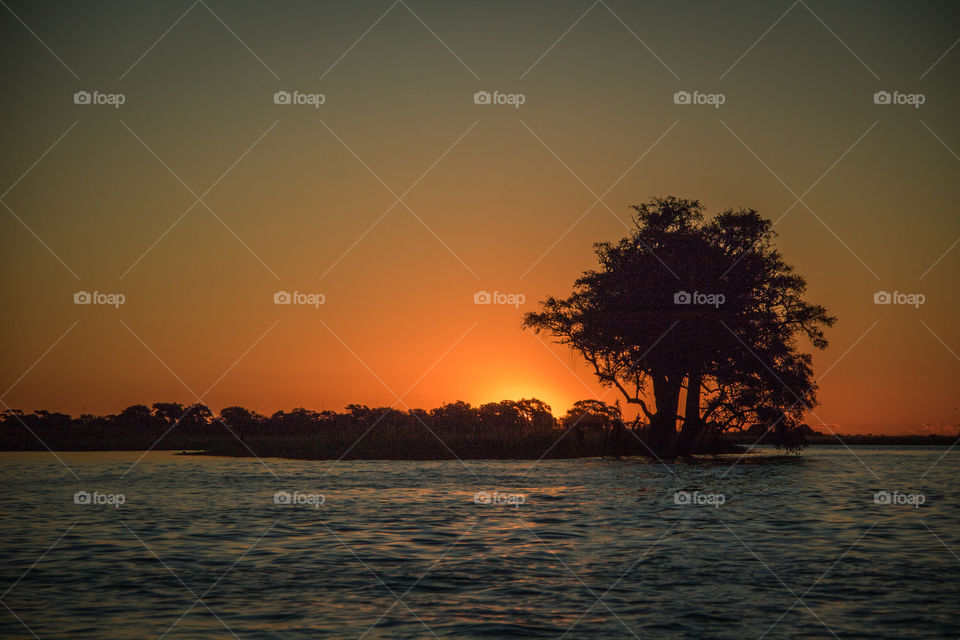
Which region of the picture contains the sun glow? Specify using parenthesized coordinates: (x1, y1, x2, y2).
(480, 382, 572, 416)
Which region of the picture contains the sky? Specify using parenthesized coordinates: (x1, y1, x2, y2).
(0, 0, 958, 435)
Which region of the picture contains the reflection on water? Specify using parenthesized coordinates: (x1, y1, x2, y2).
(0, 447, 957, 639)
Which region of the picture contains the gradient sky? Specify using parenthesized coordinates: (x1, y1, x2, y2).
(1, 0, 958, 434)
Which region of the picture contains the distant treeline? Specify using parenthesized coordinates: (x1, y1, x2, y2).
(725, 425, 958, 447)
(801, 434, 957, 446)
(5, 401, 945, 460)
(0, 398, 743, 459)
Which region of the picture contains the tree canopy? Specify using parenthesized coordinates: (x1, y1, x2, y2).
(523, 196, 836, 457)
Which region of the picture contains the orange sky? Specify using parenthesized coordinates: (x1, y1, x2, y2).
(1, 1, 958, 435)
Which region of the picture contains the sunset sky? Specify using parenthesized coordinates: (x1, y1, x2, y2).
(1, 0, 958, 435)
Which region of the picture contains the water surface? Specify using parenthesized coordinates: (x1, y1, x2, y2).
(0, 447, 957, 638)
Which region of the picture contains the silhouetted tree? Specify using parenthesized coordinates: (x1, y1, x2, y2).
(478, 401, 524, 432)
(514, 398, 556, 431)
(563, 399, 621, 449)
(430, 401, 479, 433)
(117, 404, 154, 429)
(178, 403, 213, 435)
(152, 402, 185, 426)
(220, 406, 267, 439)
(524, 196, 835, 458)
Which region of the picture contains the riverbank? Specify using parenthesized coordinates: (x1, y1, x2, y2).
(0, 430, 746, 459)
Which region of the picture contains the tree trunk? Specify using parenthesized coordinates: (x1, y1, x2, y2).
(648, 374, 682, 458)
(675, 370, 704, 457)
